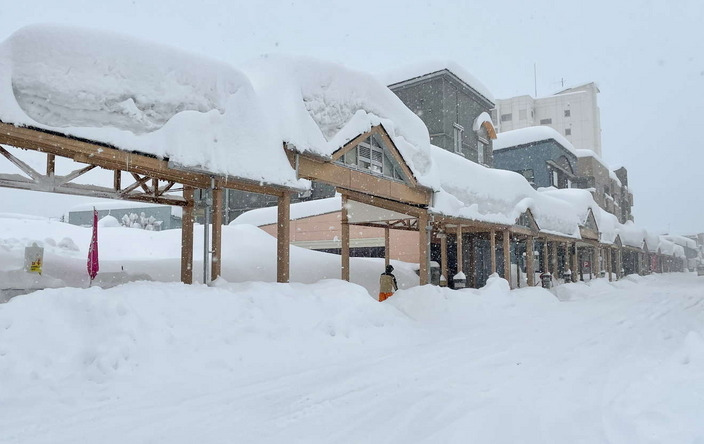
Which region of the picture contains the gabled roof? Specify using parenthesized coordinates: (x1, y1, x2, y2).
(242, 55, 440, 191)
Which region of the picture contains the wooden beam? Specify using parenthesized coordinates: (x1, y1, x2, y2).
(526, 237, 535, 286)
(0, 122, 294, 196)
(490, 229, 497, 275)
(419, 211, 429, 285)
(181, 186, 194, 284)
(277, 192, 291, 283)
(503, 229, 511, 285)
(0, 145, 42, 180)
(384, 227, 390, 268)
(57, 164, 97, 185)
(0, 173, 187, 206)
(341, 194, 350, 281)
(211, 184, 223, 281)
(572, 243, 579, 282)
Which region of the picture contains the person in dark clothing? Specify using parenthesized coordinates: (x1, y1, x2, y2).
(378, 264, 398, 302)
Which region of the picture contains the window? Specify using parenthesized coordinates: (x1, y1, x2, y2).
(356, 138, 384, 174)
(567, 179, 572, 188)
(477, 141, 485, 164)
(540, 118, 552, 125)
(453, 123, 464, 154)
(500, 113, 513, 122)
(521, 169, 535, 183)
(565, 128, 572, 136)
(552, 170, 559, 186)
(519, 109, 527, 120)
(564, 109, 571, 117)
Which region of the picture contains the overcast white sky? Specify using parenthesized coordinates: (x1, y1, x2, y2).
(1, 0, 702, 234)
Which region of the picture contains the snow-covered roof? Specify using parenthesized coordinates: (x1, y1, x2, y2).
(538, 188, 600, 227)
(493, 126, 576, 155)
(662, 234, 698, 250)
(231, 194, 342, 227)
(242, 56, 440, 190)
(0, 24, 302, 189)
(617, 221, 647, 249)
(381, 60, 495, 105)
(609, 170, 623, 187)
(429, 146, 580, 238)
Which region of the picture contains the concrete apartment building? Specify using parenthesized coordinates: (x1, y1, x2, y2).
(494, 82, 602, 157)
(386, 63, 496, 166)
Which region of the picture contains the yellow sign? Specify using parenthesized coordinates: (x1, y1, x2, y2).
(30, 259, 42, 274)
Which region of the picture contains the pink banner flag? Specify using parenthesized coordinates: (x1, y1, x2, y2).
(87, 207, 99, 282)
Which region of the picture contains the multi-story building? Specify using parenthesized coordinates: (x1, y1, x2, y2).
(386, 63, 496, 166)
(494, 82, 602, 157)
(493, 126, 577, 189)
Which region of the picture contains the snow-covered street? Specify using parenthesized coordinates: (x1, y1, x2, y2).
(2, 273, 703, 443)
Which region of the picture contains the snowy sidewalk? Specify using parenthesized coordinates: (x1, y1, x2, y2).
(1, 274, 703, 443)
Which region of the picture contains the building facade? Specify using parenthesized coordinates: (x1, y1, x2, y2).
(388, 67, 496, 166)
(494, 82, 602, 157)
(493, 129, 578, 189)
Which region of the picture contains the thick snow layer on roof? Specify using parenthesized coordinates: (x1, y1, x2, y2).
(0, 25, 302, 188)
(429, 146, 580, 237)
(472, 112, 493, 132)
(231, 194, 342, 227)
(380, 60, 495, 104)
(242, 56, 439, 190)
(609, 170, 623, 187)
(538, 188, 598, 226)
(662, 234, 698, 250)
(494, 126, 576, 155)
(618, 221, 647, 249)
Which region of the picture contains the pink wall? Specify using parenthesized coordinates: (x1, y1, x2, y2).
(260, 211, 420, 263)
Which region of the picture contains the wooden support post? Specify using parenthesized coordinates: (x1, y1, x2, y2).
(46, 154, 55, 177)
(490, 229, 497, 275)
(419, 211, 429, 286)
(440, 230, 448, 286)
(503, 229, 511, 285)
(384, 226, 390, 268)
(181, 186, 194, 284)
(573, 244, 579, 282)
(551, 241, 558, 279)
(456, 225, 463, 276)
(526, 236, 535, 287)
(113, 170, 121, 191)
(607, 247, 613, 281)
(341, 194, 350, 281)
(468, 234, 476, 287)
(277, 192, 291, 283)
(211, 184, 223, 281)
(542, 239, 549, 273)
